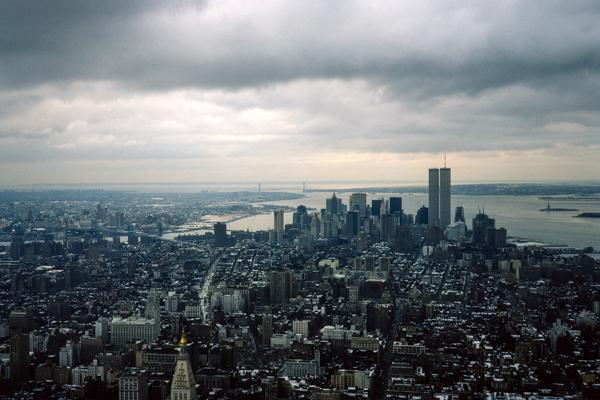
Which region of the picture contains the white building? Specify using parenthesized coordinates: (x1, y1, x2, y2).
(72, 362, 104, 386)
(320, 325, 355, 341)
(392, 341, 426, 356)
(59, 340, 80, 367)
(110, 316, 160, 349)
(292, 320, 310, 340)
(166, 292, 179, 313)
(95, 318, 109, 342)
(445, 221, 466, 242)
(145, 290, 161, 321)
(183, 304, 203, 319)
(271, 332, 297, 349)
(282, 351, 321, 378)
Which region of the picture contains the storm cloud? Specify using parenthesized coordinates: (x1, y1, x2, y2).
(1, 0, 599, 184)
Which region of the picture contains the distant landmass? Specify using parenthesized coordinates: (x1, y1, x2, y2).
(575, 213, 600, 218)
(307, 183, 600, 197)
(0, 190, 304, 203)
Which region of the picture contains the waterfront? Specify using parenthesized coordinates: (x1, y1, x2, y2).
(225, 191, 600, 250)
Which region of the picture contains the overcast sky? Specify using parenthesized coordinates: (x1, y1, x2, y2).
(1, 0, 599, 186)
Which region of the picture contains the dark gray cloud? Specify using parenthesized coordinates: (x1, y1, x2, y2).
(1, 1, 599, 95)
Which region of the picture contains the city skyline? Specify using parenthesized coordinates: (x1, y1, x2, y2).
(1, 1, 600, 185)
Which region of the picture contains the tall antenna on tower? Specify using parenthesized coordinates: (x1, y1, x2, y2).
(444, 152, 447, 168)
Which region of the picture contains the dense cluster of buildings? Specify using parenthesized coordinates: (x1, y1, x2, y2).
(0, 168, 599, 399)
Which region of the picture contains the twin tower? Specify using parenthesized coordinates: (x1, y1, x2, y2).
(428, 167, 451, 230)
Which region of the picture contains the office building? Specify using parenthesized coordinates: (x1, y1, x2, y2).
(389, 197, 403, 215)
(10, 333, 30, 384)
(472, 212, 495, 245)
(145, 289, 161, 322)
(213, 222, 228, 247)
(119, 368, 148, 400)
(415, 206, 428, 225)
(110, 316, 160, 349)
(349, 193, 367, 217)
(293, 320, 310, 339)
(345, 211, 359, 237)
(274, 210, 284, 242)
(269, 270, 293, 304)
(371, 199, 383, 217)
(428, 168, 440, 227)
(439, 167, 451, 229)
(428, 166, 451, 230)
(262, 314, 273, 347)
(325, 193, 342, 215)
(59, 340, 80, 367)
(381, 214, 395, 242)
(454, 205, 465, 223)
(170, 334, 197, 400)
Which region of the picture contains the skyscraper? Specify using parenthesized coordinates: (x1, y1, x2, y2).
(214, 222, 228, 247)
(371, 199, 383, 217)
(389, 197, 403, 215)
(454, 205, 465, 223)
(10, 333, 29, 385)
(349, 193, 367, 216)
(170, 333, 197, 400)
(416, 206, 429, 225)
(472, 211, 495, 245)
(269, 270, 293, 304)
(325, 193, 341, 215)
(274, 210, 284, 242)
(145, 289, 161, 322)
(262, 314, 273, 347)
(381, 214, 395, 242)
(428, 168, 440, 227)
(345, 211, 359, 237)
(439, 167, 451, 229)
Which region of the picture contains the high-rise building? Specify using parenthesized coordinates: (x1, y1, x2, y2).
(10, 333, 30, 385)
(454, 205, 465, 223)
(428, 166, 452, 230)
(439, 167, 451, 229)
(381, 214, 395, 242)
(371, 199, 383, 217)
(472, 211, 495, 245)
(59, 340, 80, 367)
(170, 333, 197, 400)
(389, 197, 403, 215)
(345, 211, 359, 237)
(415, 206, 428, 225)
(292, 320, 310, 340)
(145, 290, 161, 322)
(213, 222, 228, 247)
(349, 193, 367, 217)
(274, 210, 284, 242)
(119, 368, 149, 400)
(325, 193, 342, 215)
(428, 168, 440, 227)
(262, 314, 273, 347)
(269, 270, 293, 304)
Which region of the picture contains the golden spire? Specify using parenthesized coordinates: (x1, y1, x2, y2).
(179, 330, 188, 346)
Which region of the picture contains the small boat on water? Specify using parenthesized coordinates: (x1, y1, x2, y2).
(575, 213, 600, 218)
